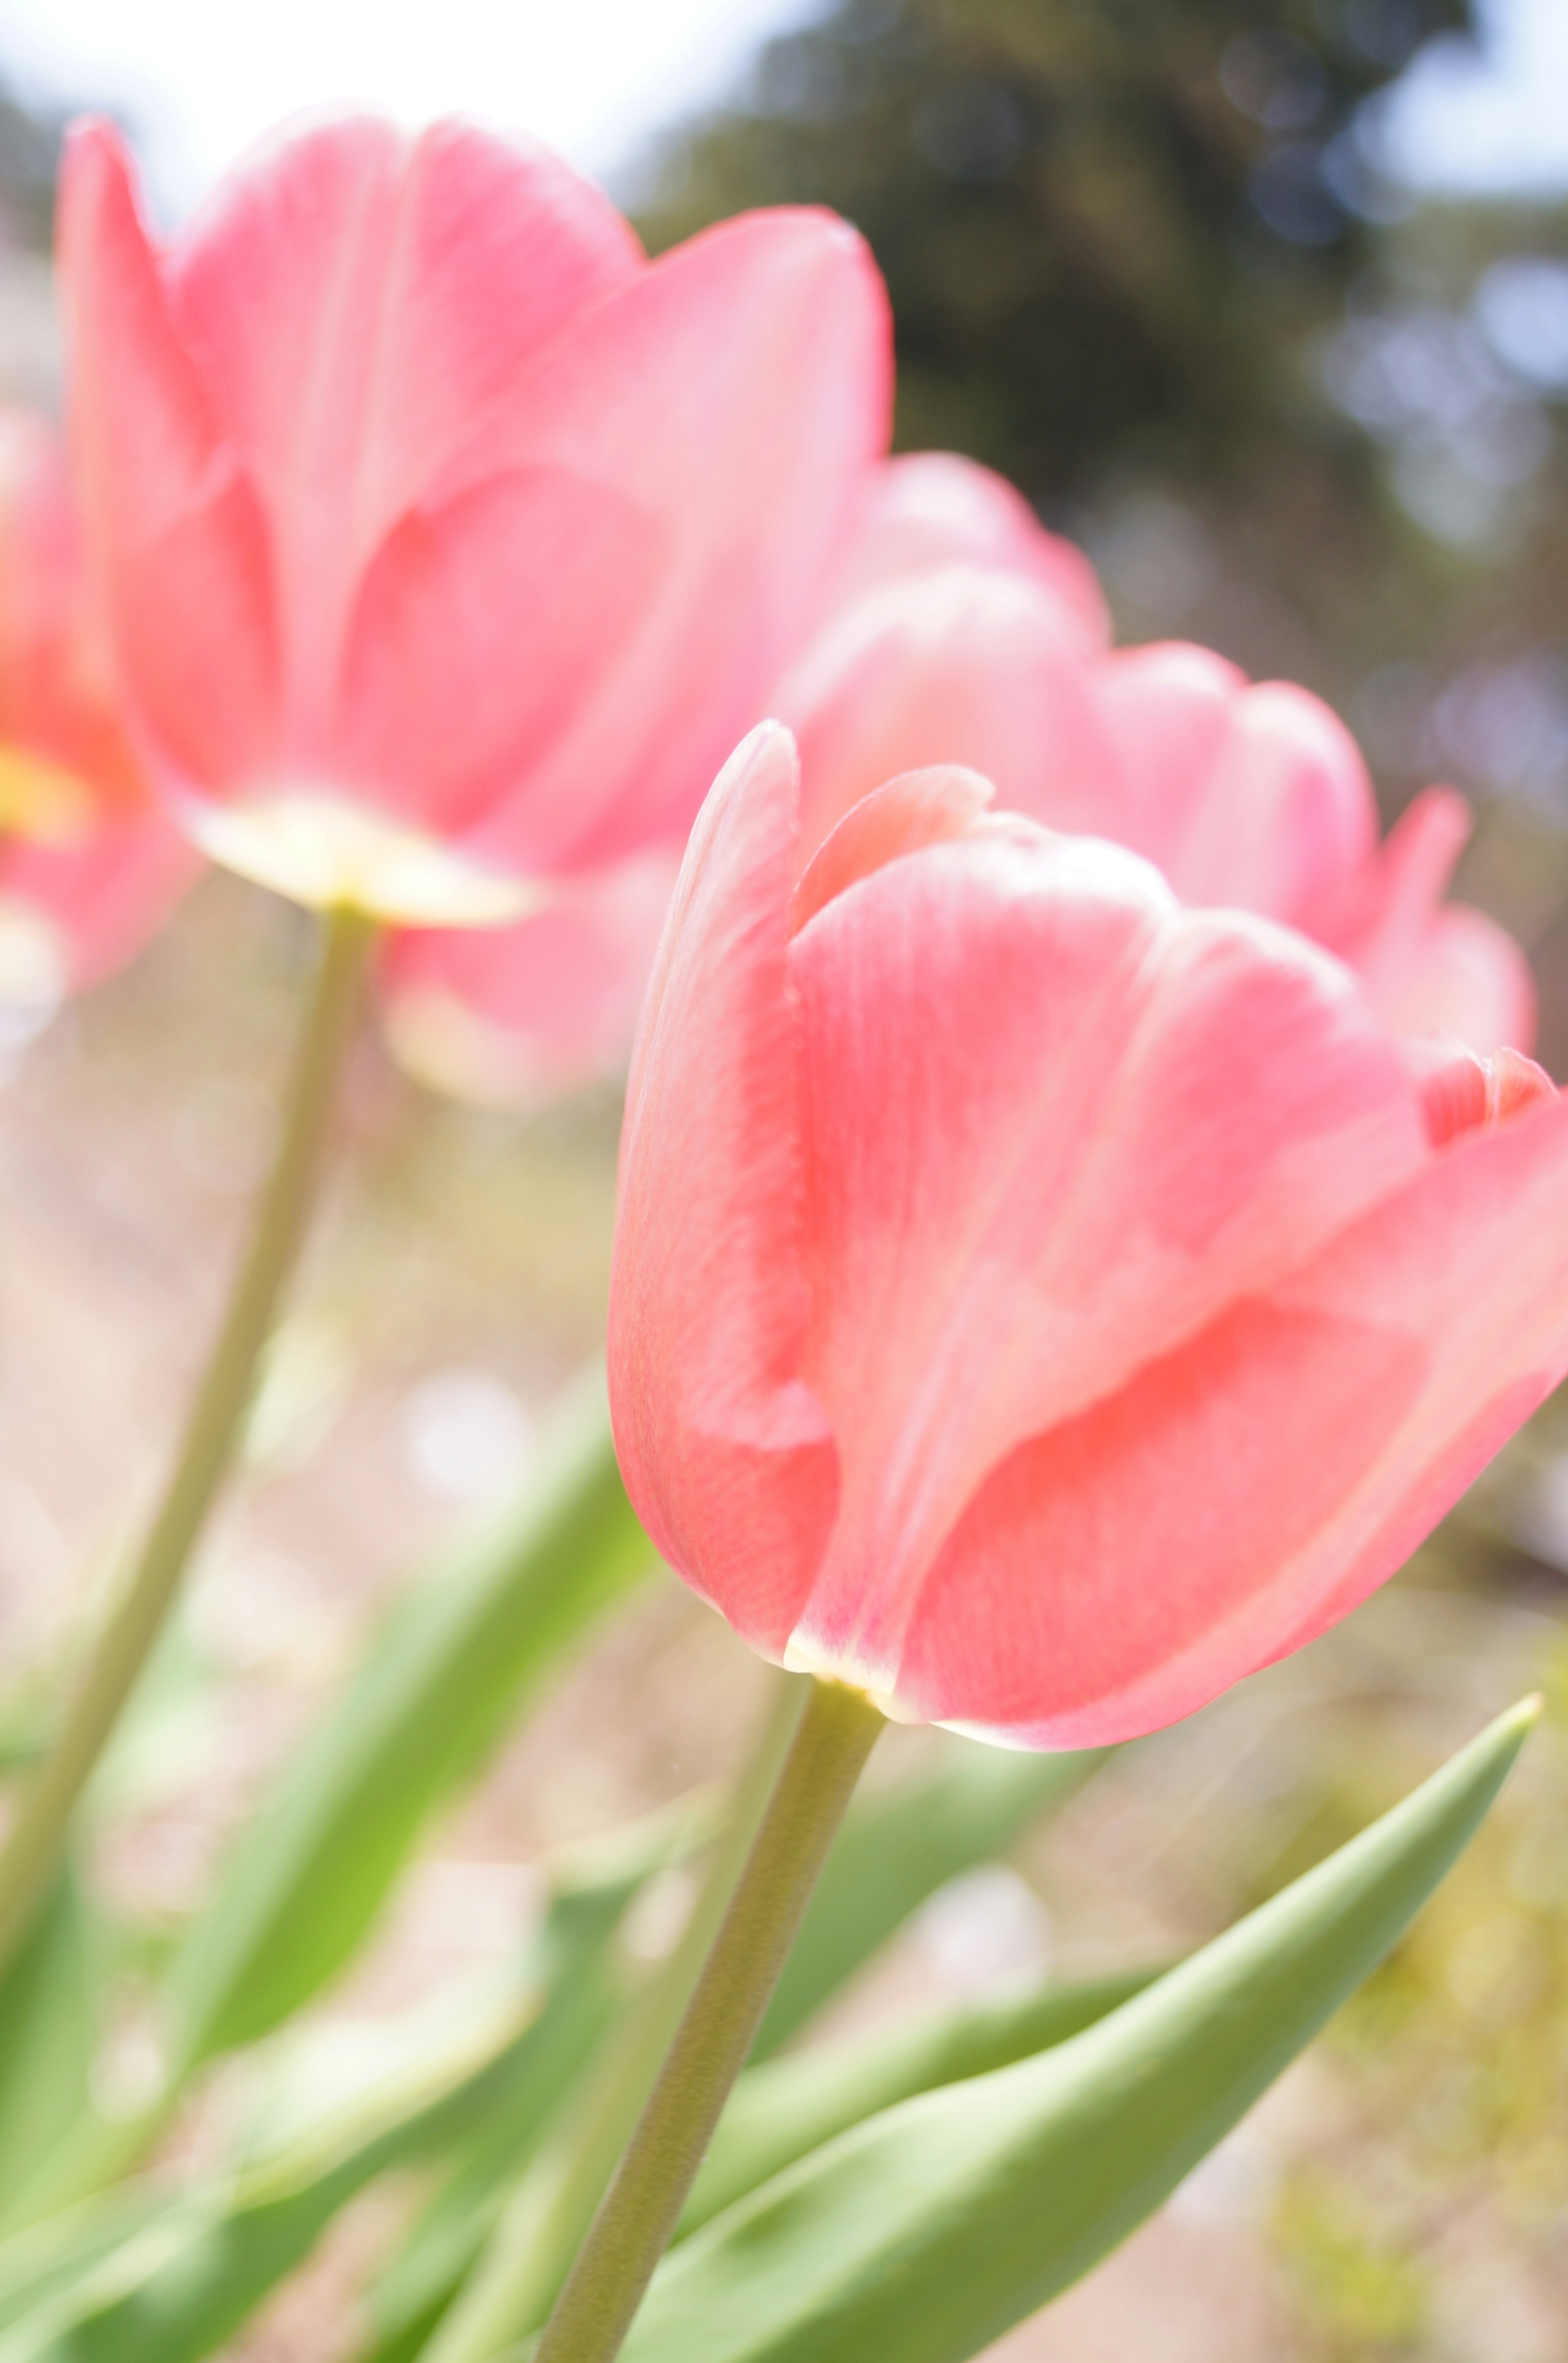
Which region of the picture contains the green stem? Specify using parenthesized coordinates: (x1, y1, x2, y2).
(423, 1670, 814, 2363)
(0, 900, 376, 1973)
(531, 1677, 885, 2363)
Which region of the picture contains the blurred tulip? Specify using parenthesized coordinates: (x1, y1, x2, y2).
(59, 114, 890, 923)
(376, 450, 1100, 1103)
(610, 725, 1568, 1748)
(780, 579, 1535, 1054)
(0, 409, 197, 1034)
(825, 450, 1109, 649)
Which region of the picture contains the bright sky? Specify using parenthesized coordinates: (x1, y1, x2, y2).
(0, 0, 1561, 220)
(0, 0, 824, 216)
(1377, 0, 1568, 194)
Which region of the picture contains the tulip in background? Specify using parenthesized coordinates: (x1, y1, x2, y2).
(777, 455, 1534, 1053)
(61, 113, 889, 921)
(0, 406, 197, 1035)
(392, 450, 1530, 1108)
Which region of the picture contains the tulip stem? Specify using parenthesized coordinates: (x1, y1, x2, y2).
(530, 1675, 885, 2363)
(0, 898, 375, 1974)
(422, 1669, 815, 2363)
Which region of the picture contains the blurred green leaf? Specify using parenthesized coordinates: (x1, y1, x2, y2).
(0, 1871, 105, 2234)
(754, 1740, 1102, 2057)
(624, 1700, 1536, 2363)
(0, 1805, 696, 2363)
(0, 2192, 166, 2339)
(167, 1368, 654, 2066)
(681, 1964, 1161, 2239)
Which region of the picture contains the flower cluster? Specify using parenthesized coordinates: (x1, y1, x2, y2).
(20, 103, 1564, 1765)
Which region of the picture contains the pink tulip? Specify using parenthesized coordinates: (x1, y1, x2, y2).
(374, 452, 1108, 1101)
(609, 725, 1567, 1748)
(59, 115, 891, 923)
(780, 575, 1535, 1054)
(0, 409, 197, 1022)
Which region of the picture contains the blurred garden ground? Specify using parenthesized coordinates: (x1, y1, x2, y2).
(5, 3, 1568, 2357)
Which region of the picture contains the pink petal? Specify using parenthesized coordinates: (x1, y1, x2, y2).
(167, 115, 642, 723)
(1093, 649, 1378, 923)
(783, 826, 1429, 1699)
(1403, 1038, 1554, 1148)
(445, 208, 892, 876)
(334, 466, 663, 838)
(788, 764, 994, 934)
(829, 452, 1109, 652)
(0, 402, 201, 997)
(779, 563, 1119, 867)
(608, 724, 837, 1656)
(0, 815, 200, 993)
(1376, 903, 1538, 1055)
(59, 120, 281, 796)
(1323, 787, 1537, 1052)
(381, 848, 679, 1104)
(894, 1094, 1568, 1744)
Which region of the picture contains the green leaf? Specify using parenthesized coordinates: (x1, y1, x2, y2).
(0, 1870, 106, 2234)
(167, 1368, 654, 2065)
(0, 2193, 167, 2339)
(625, 1699, 1537, 2363)
(0, 1808, 695, 2363)
(681, 1965, 1161, 2239)
(754, 1740, 1102, 2057)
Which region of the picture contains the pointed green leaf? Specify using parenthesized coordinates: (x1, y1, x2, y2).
(682, 1965, 1161, 2239)
(168, 1369, 654, 2065)
(0, 1870, 106, 2235)
(626, 1700, 1536, 2363)
(754, 1741, 1102, 2058)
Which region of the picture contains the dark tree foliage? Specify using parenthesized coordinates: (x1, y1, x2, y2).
(635, 0, 1468, 516)
(0, 77, 67, 251)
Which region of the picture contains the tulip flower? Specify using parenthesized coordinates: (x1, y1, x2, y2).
(59, 114, 890, 924)
(374, 452, 1108, 1102)
(610, 724, 1568, 1748)
(780, 569, 1534, 1055)
(0, 408, 197, 1028)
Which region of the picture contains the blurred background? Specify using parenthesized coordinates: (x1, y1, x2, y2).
(5, 2, 1568, 2356)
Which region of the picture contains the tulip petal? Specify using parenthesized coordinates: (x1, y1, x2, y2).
(1381, 902, 1539, 1054)
(895, 1098, 1568, 1745)
(167, 116, 642, 697)
(830, 453, 1109, 651)
(1323, 788, 1538, 1053)
(336, 466, 663, 837)
(610, 724, 837, 1656)
(0, 816, 201, 995)
(1094, 651, 1378, 924)
(60, 121, 281, 792)
(780, 565, 1118, 867)
(788, 765, 994, 935)
(448, 209, 892, 876)
(784, 828, 1429, 1698)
